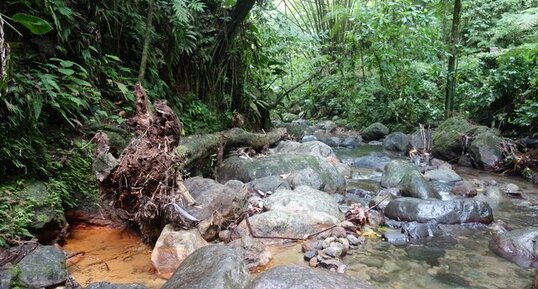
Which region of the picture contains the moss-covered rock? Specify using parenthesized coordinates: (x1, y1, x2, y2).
(362, 122, 389, 142)
(432, 117, 473, 160)
(469, 130, 504, 170)
(15, 245, 68, 288)
(380, 160, 418, 188)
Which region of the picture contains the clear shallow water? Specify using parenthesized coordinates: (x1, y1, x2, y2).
(335, 146, 538, 289)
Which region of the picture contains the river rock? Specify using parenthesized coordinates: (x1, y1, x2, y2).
(424, 168, 462, 183)
(399, 170, 441, 199)
(0, 265, 13, 289)
(86, 282, 148, 289)
(162, 245, 251, 289)
(345, 152, 391, 170)
(382, 232, 409, 245)
(151, 226, 208, 278)
(490, 227, 538, 268)
(229, 236, 272, 269)
(247, 265, 374, 289)
(264, 186, 343, 219)
(218, 154, 345, 194)
(302, 135, 318, 143)
(247, 176, 290, 193)
(184, 177, 246, 239)
(16, 245, 68, 288)
(274, 120, 308, 139)
(380, 160, 418, 188)
(384, 198, 493, 224)
(452, 181, 478, 197)
(469, 130, 504, 170)
(274, 140, 336, 158)
(362, 123, 389, 142)
(432, 117, 473, 160)
(383, 132, 411, 152)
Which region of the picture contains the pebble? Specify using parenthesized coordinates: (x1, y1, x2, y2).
(504, 183, 520, 194)
(340, 221, 358, 230)
(302, 240, 323, 252)
(331, 226, 347, 238)
(322, 237, 336, 249)
(309, 257, 318, 267)
(346, 234, 362, 246)
(324, 243, 344, 257)
(304, 251, 317, 261)
(218, 230, 231, 242)
(338, 238, 350, 251)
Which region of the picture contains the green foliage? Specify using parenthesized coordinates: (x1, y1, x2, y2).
(11, 12, 53, 35)
(0, 182, 35, 247)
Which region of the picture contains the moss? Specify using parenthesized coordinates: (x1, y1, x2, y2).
(432, 117, 474, 160)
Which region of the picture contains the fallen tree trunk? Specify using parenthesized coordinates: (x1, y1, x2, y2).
(176, 127, 288, 171)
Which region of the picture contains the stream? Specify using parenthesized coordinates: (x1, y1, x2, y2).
(62, 145, 538, 289)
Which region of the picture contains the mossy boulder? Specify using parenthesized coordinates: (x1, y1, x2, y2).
(432, 117, 473, 160)
(218, 154, 345, 194)
(380, 160, 418, 188)
(399, 170, 441, 199)
(15, 245, 68, 288)
(362, 122, 390, 142)
(469, 130, 504, 171)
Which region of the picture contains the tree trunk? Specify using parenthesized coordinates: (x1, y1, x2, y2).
(445, 0, 462, 117)
(137, 0, 155, 84)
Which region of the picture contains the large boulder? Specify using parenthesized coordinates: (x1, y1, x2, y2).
(218, 154, 345, 194)
(399, 170, 441, 199)
(469, 130, 504, 170)
(274, 140, 336, 158)
(15, 245, 68, 288)
(162, 245, 251, 289)
(432, 117, 473, 160)
(380, 160, 418, 188)
(184, 177, 247, 240)
(384, 198, 493, 224)
(228, 236, 272, 269)
(247, 265, 374, 289)
(424, 168, 462, 183)
(361, 123, 389, 142)
(247, 176, 291, 193)
(383, 132, 411, 152)
(235, 186, 343, 242)
(151, 225, 208, 278)
(345, 153, 391, 170)
(86, 282, 148, 289)
(490, 227, 538, 268)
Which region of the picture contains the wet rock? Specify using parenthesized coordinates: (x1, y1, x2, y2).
(323, 237, 337, 249)
(399, 170, 441, 199)
(434, 272, 471, 287)
(424, 169, 462, 183)
(452, 181, 478, 197)
(184, 177, 247, 238)
(16, 245, 68, 288)
(369, 189, 398, 211)
(0, 264, 13, 289)
(469, 130, 504, 170)
(380, 160, 418, 188)
(341, 136, 362, 148)
(382, 132, 410, 152)
(151, 226, 208, 278)
(366, 210, 385, 229)
(402, 222, 438, 239)
(248, 265, 374, 289)
(490, 227, 538, 268)
(382, 232, 409, 245)
(366, 269, 389, 283)
(362, 257, 384, 268)
(432, 117, 473, 160)
(346, 152, 391, 170)
(229, 236, 272, 269)
(274, 140, 336, 158)
(247, 176, 290, 193)
(218, 154, 345, 194)
(302, 135, 318, 143)
(304, 251, 317, 261)
(346, 235, 363, 246)
(162, 245, 251, 289)
(406, 245, 446, 266)
(302, 240, 324, 252)
(324, 243, 345, 257)
(501, 183, 520, 195)
(315, 135, 343, 147)
(362, 123, 389, 142)
(331, 226, 347, 238)
(86, 282, 148, 289)
(384, 198, 493, 224)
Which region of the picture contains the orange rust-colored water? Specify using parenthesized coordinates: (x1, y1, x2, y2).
(62, 225, 166, 289)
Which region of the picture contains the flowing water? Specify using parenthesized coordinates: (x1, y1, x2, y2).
(62, 145, 538, 288)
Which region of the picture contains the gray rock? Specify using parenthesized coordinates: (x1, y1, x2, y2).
(274, 140, 336, 158)
(247, 265, 374, 289)
(346, 235, 363, 246)
(225, 180, 245, 192)
(402, 222, 438, 239)
(362, 123, 389, 142)
(0, 265, 13, 289)
(382, 232, 409, 245)
(410, 129, 433, 150)
(16, 245, 68, 288)
(324, 243, 345, 257)
(314, 135, 343, 147)
(302, 135, 318, 143)
(286, 168, 325, 191)
(229, 236, 272, 269)
(302, 240, 324, 252)
(424, 169, 462, 183)
(341, 136, 362, 148)
(406, 245, 446, 266)
(490, 227, 538, 268)
(304, 251, 317, 261)
(247, 176, 290, 193)
(275, 121, 308, 139)
(86, 282, 148, 289)
(380, 160, 418, 188)
(452, 181, 477, 197)
(384, 198, 493, 224)
(345, 152, 391, 170)
(383, 132, 410, 152)
(469, 130, 504, 170)
(218, 154, 345, 194)
(399, 170, 441, 199)
(264, 186, 343, 219)
(162, 245, 251, 289)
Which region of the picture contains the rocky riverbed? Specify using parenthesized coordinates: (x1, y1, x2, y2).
(1, 118, 537, 289)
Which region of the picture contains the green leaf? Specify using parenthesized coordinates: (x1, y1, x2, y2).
(12, 13, 53, 35)
(32, 94, 43, 120)
(58, 68, 75, 76)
